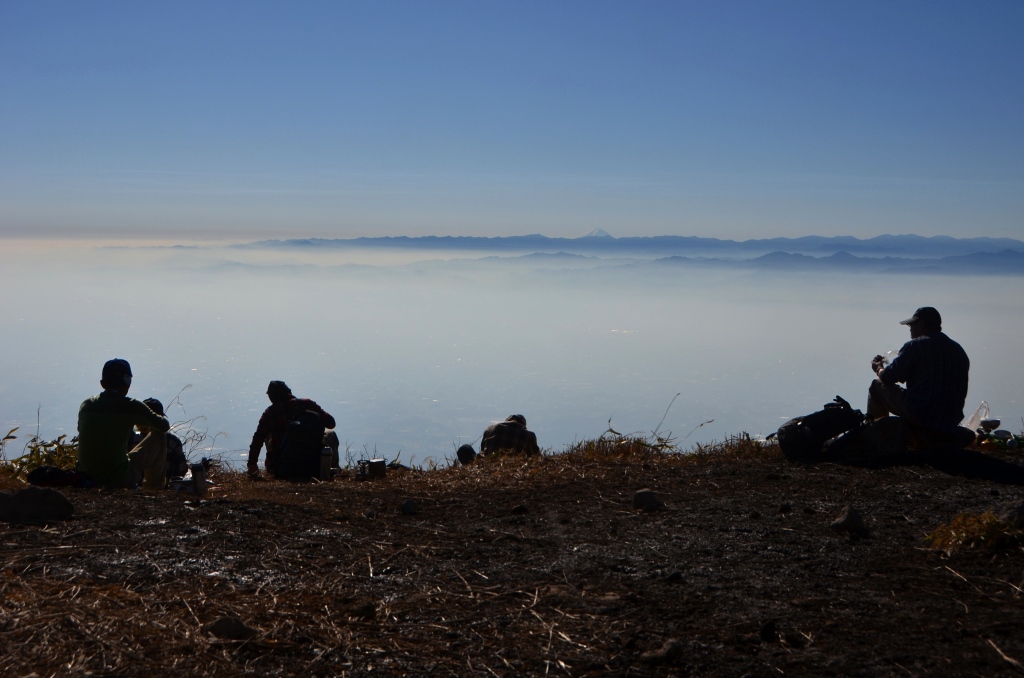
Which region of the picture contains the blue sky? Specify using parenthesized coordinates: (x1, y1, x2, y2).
(1, 1, 1022, 240)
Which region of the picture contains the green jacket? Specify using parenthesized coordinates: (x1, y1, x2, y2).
(76, 390, 170, 486)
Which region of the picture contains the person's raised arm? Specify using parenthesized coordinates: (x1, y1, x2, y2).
(247, 408, 273, 477)
(134, 399, 170, 434)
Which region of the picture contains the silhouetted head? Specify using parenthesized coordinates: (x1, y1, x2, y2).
(100, 358, 133, 392)
(456, 444, 477, 465)
(143, 398, 164, 416)
(900, 306, 941, 337)
(506, 414, 527, 427)
(267, 380, 293, 404)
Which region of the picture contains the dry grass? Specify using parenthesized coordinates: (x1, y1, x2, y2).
(0, 435, 779, 676)
(926, 511, 1024, 554)
(0, 432, 79, 482)
(3, 433, 1024, 676)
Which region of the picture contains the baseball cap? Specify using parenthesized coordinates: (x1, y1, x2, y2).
(899, 307, 941, 327)
(101, 358, 133, 386)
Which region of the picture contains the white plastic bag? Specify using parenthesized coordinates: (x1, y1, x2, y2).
(962, 400, 989, 431)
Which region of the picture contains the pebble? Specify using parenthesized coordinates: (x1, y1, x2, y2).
(633, 488, 663, 512)
(997, 500, 1024, 526)
(203, 616, 258, 640)
(831, 505, 868, 536)
(639, 638, 683, 664)
(0, 487, 73, 524)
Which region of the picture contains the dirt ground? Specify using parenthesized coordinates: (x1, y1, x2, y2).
(2, 441, 1024, 677)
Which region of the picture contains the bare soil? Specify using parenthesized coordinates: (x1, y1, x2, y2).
(2, 443, 1024, 677)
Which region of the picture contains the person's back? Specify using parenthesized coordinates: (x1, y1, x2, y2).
(77, 359, 170, 487)
(248, 380, 336, 479)
(481, 414, 540, 457)
(869, 307, 970, 436)
(885, 332, 969, 432)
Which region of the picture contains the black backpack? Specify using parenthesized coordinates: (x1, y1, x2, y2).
(273, 406, 326, 480)
(166, 433, 188, 480)
(775, 395, 865, 463)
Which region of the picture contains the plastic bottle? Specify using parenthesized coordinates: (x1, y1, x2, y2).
(191, 463, 207, 498)
(962, 401, 989, 432)
(319, 445, 333, 481)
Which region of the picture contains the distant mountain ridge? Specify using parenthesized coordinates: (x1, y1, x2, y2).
(649, 249, 1024, 276)
(245, 233, 1024, 259)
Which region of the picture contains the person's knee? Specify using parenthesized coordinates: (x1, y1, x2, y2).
(868, 377, 885, 398)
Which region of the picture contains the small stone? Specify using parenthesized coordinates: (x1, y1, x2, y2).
(666, 571, 683, 583)
(0, 492, 14, 522)
(803, 506, 816, 515)
(997, 500, 1024, 527)
(12, 487, 73, 523)
(203, 616, 258, 640)
(511, 504, 528, 515)
(399, 499, 419, 516)
(364, 510, 377, 519)
(640, 638, 683, 664)
(748, 510, 761, 520)
(759, 620, 779, 643)
(632, 488, 663, 512)
(350, 602, 377, 620)
(831, 505, 868, 536)
(778, 502, 792, 514)
(990, 488, 1001, 497)
(782, 631, 807, 648)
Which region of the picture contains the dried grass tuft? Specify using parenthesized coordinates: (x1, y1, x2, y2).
(926, 511, 1024, 554)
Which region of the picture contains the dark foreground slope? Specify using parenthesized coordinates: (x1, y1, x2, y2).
(2, 439, 1023, 677)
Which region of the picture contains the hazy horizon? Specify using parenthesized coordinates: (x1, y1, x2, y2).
(2, 239, 1020, 469)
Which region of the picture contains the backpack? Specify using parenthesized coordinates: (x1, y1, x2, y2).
(166, 433, 188, 480)
(775, 395, 865, 463)
(272, 405, 326, 480)
(26, 465, 98, 488)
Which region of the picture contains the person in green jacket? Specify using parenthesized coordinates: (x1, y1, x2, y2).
(76, 358, 170, 488)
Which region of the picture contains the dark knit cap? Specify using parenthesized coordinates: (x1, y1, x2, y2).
(506, 414, 527, 426)
(267, 380, 292, 402)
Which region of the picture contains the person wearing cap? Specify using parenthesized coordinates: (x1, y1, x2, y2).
(868, 307, 970, 436)
(76, 359, 171, 488)
(127, 398, 188, 481)
(479, 414, 540, 458)
(247, 380, 336, 478)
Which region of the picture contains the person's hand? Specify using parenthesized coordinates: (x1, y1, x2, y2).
(871, 355, 886, 374)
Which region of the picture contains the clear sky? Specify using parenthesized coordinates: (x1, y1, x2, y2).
(2, 1, 1022, 240)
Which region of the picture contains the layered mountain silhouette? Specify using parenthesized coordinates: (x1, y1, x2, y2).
(241, 234, 1024, 276)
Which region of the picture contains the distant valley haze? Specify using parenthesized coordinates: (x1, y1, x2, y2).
(2, 233, 1021, 468)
